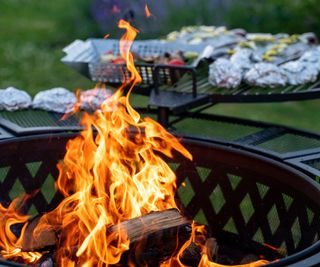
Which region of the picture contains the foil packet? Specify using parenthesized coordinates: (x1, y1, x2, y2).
(244, 63, 288, 87)
(208, 58, 242, 88)
(0, 87, 32, 111)
(299, 48, 320, 71)
(33, 88, 76, 113)
(281, 60, 319, 85)
(80, 88, 113, 111)
(230, 48, 254, 73)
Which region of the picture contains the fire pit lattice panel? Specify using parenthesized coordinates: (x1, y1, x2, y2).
(0, 138, 65, 215)
(172, 142, 320, 257)
(0, 135, 319, 266)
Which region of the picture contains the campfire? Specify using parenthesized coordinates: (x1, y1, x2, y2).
(0, 20, 279, 267)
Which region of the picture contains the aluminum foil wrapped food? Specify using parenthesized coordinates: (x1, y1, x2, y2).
(33, 87, 76, 113)
(208, 58, 242, 88)
(80, 88, 113, 111)
(0, 87, 32, 111)
(243, 33, 316, 64)
(230, 48, 254, 72)
(299, 48, 320, 71)
(244, 63, 288, 87)
(166, 25, 245, 47)
(281, 60, 319, 85)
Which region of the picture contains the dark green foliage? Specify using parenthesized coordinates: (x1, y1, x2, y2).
(225, 0, 320, 35)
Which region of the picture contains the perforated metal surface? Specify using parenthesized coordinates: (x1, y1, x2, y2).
(0, 110, 81, 135)
(1, 110, 320, 162)
(63, 38, 204, 86)
(172, 117, 262, 141)
(257, 133, 320, 154)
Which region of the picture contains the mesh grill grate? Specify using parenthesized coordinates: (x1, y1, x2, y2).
(257, 134, 320, 154)
(0, 110, 80, 128)
(0, 110, 59, 127)
(172, 118, 262, 141)
(159, 71, 320, 103)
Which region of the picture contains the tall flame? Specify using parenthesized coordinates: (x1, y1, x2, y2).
(0, 19, 270, 267)
(40, 19, 191, 266)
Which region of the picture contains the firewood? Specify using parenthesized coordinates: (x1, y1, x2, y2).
(108, 208, 192, 266)
(21, 216, 56, 252)
(21, 209, 193, 266)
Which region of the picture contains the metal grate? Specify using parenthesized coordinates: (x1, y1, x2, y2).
(158, 71, 320, 103)
(257, 134, 320, 154)
(63, 38, 205, 86)
(172, 117, 262, 141)
(0, 110, 81, 135)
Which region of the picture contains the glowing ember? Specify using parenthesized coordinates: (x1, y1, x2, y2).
(0, 19, 270, 267)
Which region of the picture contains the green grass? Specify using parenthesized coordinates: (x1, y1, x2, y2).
(0, 0, 98, 96)
(207, 100, 320, 133)
(1, 0, 320, 133)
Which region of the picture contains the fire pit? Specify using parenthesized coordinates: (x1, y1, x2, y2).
(0, 133, 319, 266)
(1, 17, 320, 267)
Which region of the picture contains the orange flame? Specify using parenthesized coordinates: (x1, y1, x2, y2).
(145, 4, 152, 18)
(0, 19, 270, 267)
(0, 19, 190, 266)
(161, 223, 269, 267)
(0, 198, 42, 263)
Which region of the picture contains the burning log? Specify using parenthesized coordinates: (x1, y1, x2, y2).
(108, 208, 192, 265)
(19, 209, 194, 266)
(21, 216, 57, 252)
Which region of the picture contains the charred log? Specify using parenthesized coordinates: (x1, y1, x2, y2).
(108, 208, 192, 266)
(21, 216, 57, 252)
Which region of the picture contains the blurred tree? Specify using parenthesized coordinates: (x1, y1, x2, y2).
(225, 0, 320, 35)
(90, 0, 228, 38)
(90, 0, 320, 38)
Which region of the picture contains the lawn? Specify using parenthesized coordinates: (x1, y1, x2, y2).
(1, 0, 320, 133)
